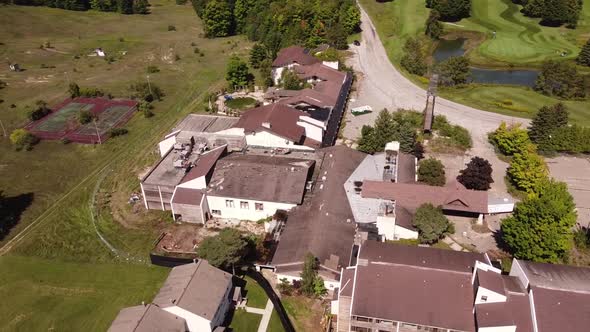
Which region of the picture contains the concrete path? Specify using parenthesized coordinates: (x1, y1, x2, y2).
(245, 299, 274, 332)
(344, 5, 530, 196)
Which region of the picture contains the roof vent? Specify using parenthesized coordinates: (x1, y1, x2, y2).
(262, 122, 271, 129)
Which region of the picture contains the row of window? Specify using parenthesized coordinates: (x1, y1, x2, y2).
(224, 200, 264, 211)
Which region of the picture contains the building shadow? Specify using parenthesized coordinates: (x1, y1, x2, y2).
(0, 192, 34, 241)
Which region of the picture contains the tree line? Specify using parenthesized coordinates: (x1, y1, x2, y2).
(9, 0, 150, 14)
(191, 0, 361, 53)
(514, 0, 583, 28)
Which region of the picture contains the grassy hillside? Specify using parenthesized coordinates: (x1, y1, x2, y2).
(0, 2, 249, 330)
(359, 0, 590, 125)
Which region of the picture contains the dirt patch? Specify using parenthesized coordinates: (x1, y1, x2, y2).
(155, 223, 219, 254)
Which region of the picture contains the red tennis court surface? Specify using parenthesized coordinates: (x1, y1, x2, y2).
(26, 97, 137, 144)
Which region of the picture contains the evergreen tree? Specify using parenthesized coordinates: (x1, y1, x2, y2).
(249, 43, 268, 69)
(501, 179, 577, 263)
(576, 38, 590, 66)
(203, 0, 233, 38)
(401, 37, 427, 76)
(418, 158, 446, 186)
(534, 60, 585, 99)
(133, 0, 149, 14)
(528, 103, 569, 151)
(117, 0, 133, 14)
(425, 10, 444, 39)
(457, 156, 494, 190)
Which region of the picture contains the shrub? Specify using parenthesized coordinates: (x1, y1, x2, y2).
(108, 128, 128, 137)
(130, 82, 164, 102)
(27, 100, 51, 121)
(418, 158, 446, 186)
(488, 122, 532, 156)
(401, 37, 427, 76)
(573, 226, 589, 249)
(78, 110, 94, 124)
(10, 129, 39, 151)
(146, 65, 160, 73)
(168, 25, 176, 31)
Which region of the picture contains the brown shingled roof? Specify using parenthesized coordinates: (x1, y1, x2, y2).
(361, 180, 489, 214)
(234, 104, 307, 143)
(272, 46, 320, 67)
(360, 241, 487, 273)
(171, 187, 203, 206)
(353, 263, 476, 332)
(531, 286, 590, 332)
(271, 146, 367, 272)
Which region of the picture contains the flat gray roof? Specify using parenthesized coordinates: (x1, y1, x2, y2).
(173, 114, 240, 134)
(142, 148, 201, 187)
(207, 154, 314, 204)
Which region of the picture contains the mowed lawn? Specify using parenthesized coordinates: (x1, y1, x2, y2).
(456, 0, 590, 66)
(0, 2, 250, 330)
(0, 255, 169, 331)
(360, 0, 590, 125)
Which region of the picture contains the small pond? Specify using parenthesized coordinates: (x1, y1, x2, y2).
(433, 38, 539, 87)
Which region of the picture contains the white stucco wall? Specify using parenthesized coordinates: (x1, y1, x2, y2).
(478, 326, 517, 332)
(177, 176, 207, 190)
(376, 216, 418, 241)
(508, 259, 530, 289)
(163, 306, 213, 332)
(207, 195, 296, 221)
(159, 135, 177, 157)
(297, 116, 325, 142)
(488, 203, 515, 214)
(245, 131, 314, 151)
(475, 286, 507, 304)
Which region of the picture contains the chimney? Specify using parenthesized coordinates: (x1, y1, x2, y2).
(262, 122, 271, 129)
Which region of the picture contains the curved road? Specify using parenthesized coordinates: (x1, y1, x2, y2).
(344, 6, 530, 193)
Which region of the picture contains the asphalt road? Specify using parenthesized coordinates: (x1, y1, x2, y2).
(344, 6, 530, 195)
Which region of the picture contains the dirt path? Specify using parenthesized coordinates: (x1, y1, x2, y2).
(344, 5, 530, 196)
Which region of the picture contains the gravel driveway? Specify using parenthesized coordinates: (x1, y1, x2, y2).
(343, 5, 530, 196)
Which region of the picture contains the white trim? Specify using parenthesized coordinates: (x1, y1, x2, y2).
(170, 187, 178, 221)
(529, 288, 539, 332)
(165, 129, 181, 139)
(140, 182, 148, 209)
(158, 186, 165, 210)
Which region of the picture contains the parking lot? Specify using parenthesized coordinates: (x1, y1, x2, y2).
(547, 156, 590, 227)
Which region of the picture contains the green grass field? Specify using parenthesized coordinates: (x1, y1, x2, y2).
(359, 0, 590, 126)
(225, 96, 257, 110)
(0, 255, 168, 330)
(0, 2, 250, 330)
(230, 310, 263, 332)
(454, 0, 588, 66)
(243, 275, 268, 309)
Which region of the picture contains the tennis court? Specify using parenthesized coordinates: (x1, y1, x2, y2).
(27, 97, 137, 143)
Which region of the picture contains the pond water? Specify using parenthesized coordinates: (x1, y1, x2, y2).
(433, 38, 539, 87)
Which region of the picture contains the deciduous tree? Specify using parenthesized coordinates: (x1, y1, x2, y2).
(507, 150, 548, 193)
(9, 129, 39, 151)
(501, 179, 577, 263)
(412, 203, 454, 244)
(457, 156, 494, 190)
(488, 122, 532, 156)
(203, 0, 233, 38)
(197, 228, 248, 270)
(226, 55, 253, 90)
(435, 56, 470, 86)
